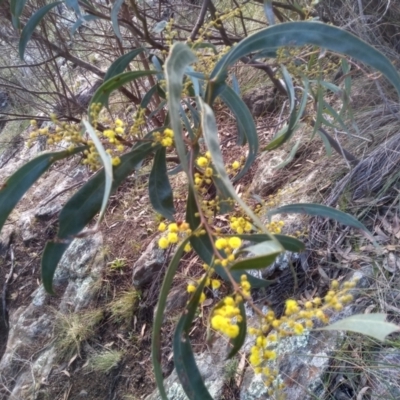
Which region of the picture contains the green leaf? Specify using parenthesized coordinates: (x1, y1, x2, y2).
(82, 120, 113, 228)
(165, 43, 197, 177)
(104, 48, 146, 81)
(152, 237, 190, 400)
(190, 42, 217, 54)
(275, 139, 301, 169)
(173, 277, 213, 400)
(0, 147, 85, 233)
(264, 69, 309, 151)
(227, 301, 247, 359)
(316, 314, 399, 341)
(70, 14, 100, 37)
(230, 252, 281, 271)
(219, 85, 258, 181)
(274, 234, 305, 252)
(149, 147, 175, 221)
(141, 85, 158, 109)
(89, 70, 157, 119)
(242, 240, 283, 256)
(210, 22, 400, 100)
(10, 0, 29, 28)
(199, 97, 283, 251)
(65, 0, 81, 16)
(111, 0, 124, 42)
(225, 233, 305, 252)
(152, 20, 167, 34)
(58, 140, 155, 238)
(268, 203, 372, 234)
(186, 186, 214, 265)
(41, 241, 71, 294)
(263, 0, 275, 25)
(19, 2, 63, 60)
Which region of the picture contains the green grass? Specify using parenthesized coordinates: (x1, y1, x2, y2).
(108, 289, 141, 325)
(86, 349, 124, 373)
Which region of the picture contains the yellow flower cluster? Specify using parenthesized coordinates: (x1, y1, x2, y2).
(130, 107, 146, 137)
(226, 157, 244, 175)
(214, 236, 242, 267)
(89, 102, 102, 125)
(211, 296, 242, 338)
(247, 278, 358, 387)
(240, 274, 251, 297)
(194, 152, 213, 192)
(28, 119, 83, 149)
(230, 216, 253, 234)
(153, 128, 174, 147)
(164, 18, 176, 48)
(200, 198, 220, 223)
(186, 271, 222, 304)
(103, 118, 126, 145)
(266, 220, 285, 234)
(158, 221, 192, 250)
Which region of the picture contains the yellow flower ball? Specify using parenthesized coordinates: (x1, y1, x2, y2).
(197, 156, 209, 168)
(215, 238, 228, 250)
(164, 128, 174, 138)
(158, 222, 167, 232)
(167, 232, 178, 243)
(231, 160, 240, 170)
(228, 236, 242, 249)
(187, 284, 196, 293)
(161, 137, 173, 147)
(211, 279, 221, 290)
(158, 237, 169, 249)
(111, 157, 121, 167)
(199, 292, 206, 303)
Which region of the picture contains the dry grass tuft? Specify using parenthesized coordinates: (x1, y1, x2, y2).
(108, 289, 140, 325)
(54, 309, 103, 359)
(86, 349, 124, 373)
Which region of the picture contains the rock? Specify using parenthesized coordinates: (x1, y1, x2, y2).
(242, 86, 279, 117)
(0, 224, 14, 255)
(34, 167, 87, 220)
(164, 286, 189, 315)
(132, 239, 167, 287)
(145, 338, 228, 400)
(54, 233, 104, 312)
(17, 210, 38, 244)
(248, 149, 288, 196)
(0, 233, 105, 398)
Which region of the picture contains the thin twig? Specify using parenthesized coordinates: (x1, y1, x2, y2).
(40, 181, 84, 208)
(190, 0, 209, 41)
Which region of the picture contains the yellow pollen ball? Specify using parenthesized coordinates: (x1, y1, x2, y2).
(187, 284, 196, 293)
(228, 236, 242, 249)
(112, 157, 121, 166)
(167, 232, 178, 243)
(158, 237, 169, 249)
(197, 156, 209, 168)
(231, 160, 240, 170)
(215, 238, 228, 250)
(211, 279, 221, 290)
